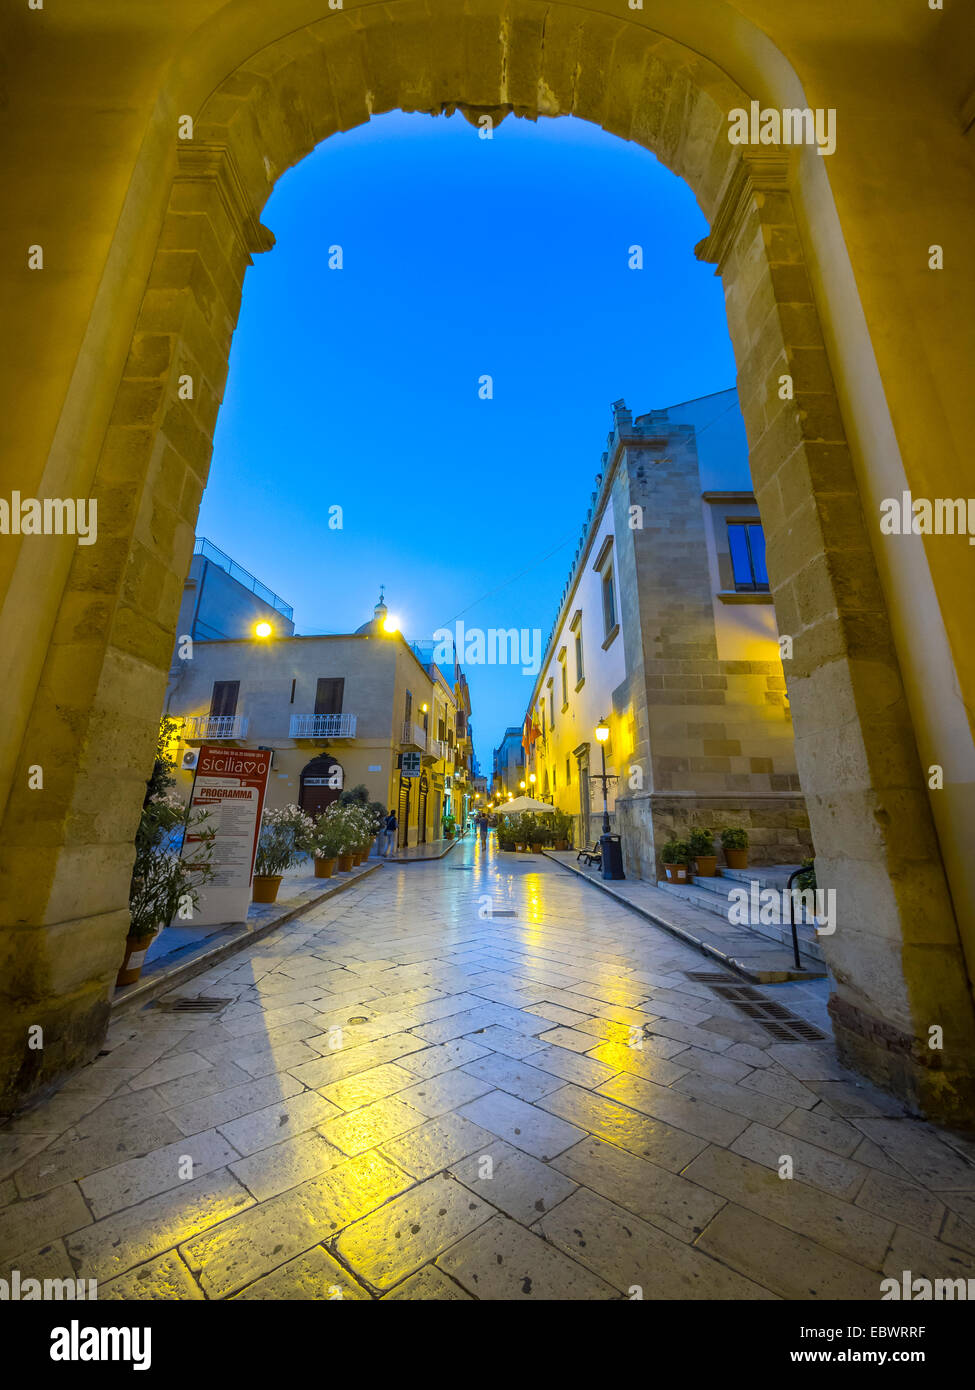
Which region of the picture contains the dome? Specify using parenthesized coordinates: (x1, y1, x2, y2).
(354, 587, 389, 635)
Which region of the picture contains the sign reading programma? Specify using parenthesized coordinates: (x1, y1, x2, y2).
(182, 745, 272, 926)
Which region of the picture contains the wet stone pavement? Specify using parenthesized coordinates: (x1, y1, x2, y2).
(2, 837, 975, 1300)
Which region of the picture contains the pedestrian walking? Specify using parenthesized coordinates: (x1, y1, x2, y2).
(380, 811, 398, 857)
(478, 813, 488, 845)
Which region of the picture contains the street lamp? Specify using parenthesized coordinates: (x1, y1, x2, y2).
(254, 621, 273, 638)
(529, 773, 536, 793)
(593, 715, 625, 880)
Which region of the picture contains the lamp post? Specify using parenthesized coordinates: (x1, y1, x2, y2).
(529, 773, 536, 800)
(593, 716, 625, 880)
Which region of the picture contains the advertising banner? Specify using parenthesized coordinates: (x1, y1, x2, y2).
(182, 745, 271, 926)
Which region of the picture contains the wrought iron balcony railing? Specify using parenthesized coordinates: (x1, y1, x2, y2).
(290, 713, 357, 739)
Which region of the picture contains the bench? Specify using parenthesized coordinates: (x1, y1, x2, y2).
(577, 842, 602, 867)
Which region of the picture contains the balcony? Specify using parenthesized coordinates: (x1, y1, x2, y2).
(428, 738, 449, 762)
(401, 721, 427, 750)
(290, 713, 357, 739)
(185, 714, 249, 741)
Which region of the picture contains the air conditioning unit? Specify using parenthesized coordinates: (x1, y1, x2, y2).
(181, 748, 200, 771)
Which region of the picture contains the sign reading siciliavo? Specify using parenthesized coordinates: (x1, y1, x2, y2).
(182, 745, 271, 926)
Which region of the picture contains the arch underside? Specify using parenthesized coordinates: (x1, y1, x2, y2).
(3, 0, 973, 1124)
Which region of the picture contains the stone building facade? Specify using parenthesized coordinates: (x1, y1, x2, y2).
(524, 391, 811, 877)
(166, 594, 474, 848)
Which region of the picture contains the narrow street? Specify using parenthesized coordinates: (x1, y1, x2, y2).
(2, 839, 974, 1301)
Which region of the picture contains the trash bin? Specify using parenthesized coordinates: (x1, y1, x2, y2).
(600, 832, 625, 881)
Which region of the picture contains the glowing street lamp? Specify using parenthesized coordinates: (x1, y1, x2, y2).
(254, 621, 273, 638)
(593, 715, 624, 880)
(382, 614, 400, 633)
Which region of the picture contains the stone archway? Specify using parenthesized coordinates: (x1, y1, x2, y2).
(2, 0, 974, 1124)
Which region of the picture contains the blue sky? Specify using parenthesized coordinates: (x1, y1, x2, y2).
(200, 110, 737, 771)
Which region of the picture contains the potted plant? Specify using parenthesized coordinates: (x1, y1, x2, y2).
(551, 809, 572, 851)
(442, 813, 457, 840)
(253, 805, 312, 902)
(327, 804, 364, 872)
(305, 808, 343, 878)
(121, 790, 215, 986)
(720, 825, 750, 870)
(689, 827, 717, 876)
(661, 838, 692, 884)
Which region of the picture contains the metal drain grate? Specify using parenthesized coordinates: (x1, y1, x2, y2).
(450, 867, 474, 871)
(152, 996, 233, 1013)
(684, 972, 826, 1042)
(492, 910, 517, 918)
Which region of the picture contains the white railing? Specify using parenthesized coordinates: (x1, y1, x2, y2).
(402, 721, 427, 748)
(430, 738, 449, 761)
(186, 714, 249, 740)
(290, 713, 357, 738)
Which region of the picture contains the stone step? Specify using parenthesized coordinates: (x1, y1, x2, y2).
(717, 864, 805, 893)
(655, 878, 826, 964)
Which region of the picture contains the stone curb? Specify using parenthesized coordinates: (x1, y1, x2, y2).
(539, 850, 825, 984)
(111, 860, 384, 1016)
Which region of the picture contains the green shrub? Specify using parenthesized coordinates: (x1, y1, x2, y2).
(794, 857, 816, 893)
(661, 838, 691, 865)
(689, 827, 715, 856)
(720, 826, 749, 850)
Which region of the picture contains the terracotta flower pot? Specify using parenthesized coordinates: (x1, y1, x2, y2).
(725, 849, 749, 870)
(252, 874, 283, 903)
(337, 853, 354, 872)
(351, 852, 363, 866)
(695, 855, 718, 877)
(314, 857, 335, 879)
(664, 863, 690, 883)
(116, 932, 155, 987)
(554, 839, 568, 851)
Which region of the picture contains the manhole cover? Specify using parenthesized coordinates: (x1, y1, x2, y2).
(347, 1016, 369, 1025)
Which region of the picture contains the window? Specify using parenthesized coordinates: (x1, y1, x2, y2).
(574, 632, 584, 685)
(565, 757, 571, 785)
(602, 566, 617, 636)
(728, 522, 769, 592)
(405, 690, 413, 722)
(315, 677, 344, 715)
(560, 659, 568, 708)
(438, 717, 446, 741)
(549, 688, 555, 727)
(210, 681, 239, 717)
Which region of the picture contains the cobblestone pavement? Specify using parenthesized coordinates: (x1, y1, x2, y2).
(3, 837, 975, 1300)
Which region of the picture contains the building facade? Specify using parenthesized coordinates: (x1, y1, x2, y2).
(523, 391, 812, 878)
(492, 726, 526, 798)
(166, 589, 473, 847)
(175, 537, 295, 643)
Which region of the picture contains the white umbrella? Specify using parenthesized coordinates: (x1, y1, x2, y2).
(501, 797, 552, 813)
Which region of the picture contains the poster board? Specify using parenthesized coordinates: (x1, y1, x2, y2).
(181, 745, 271, 926)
